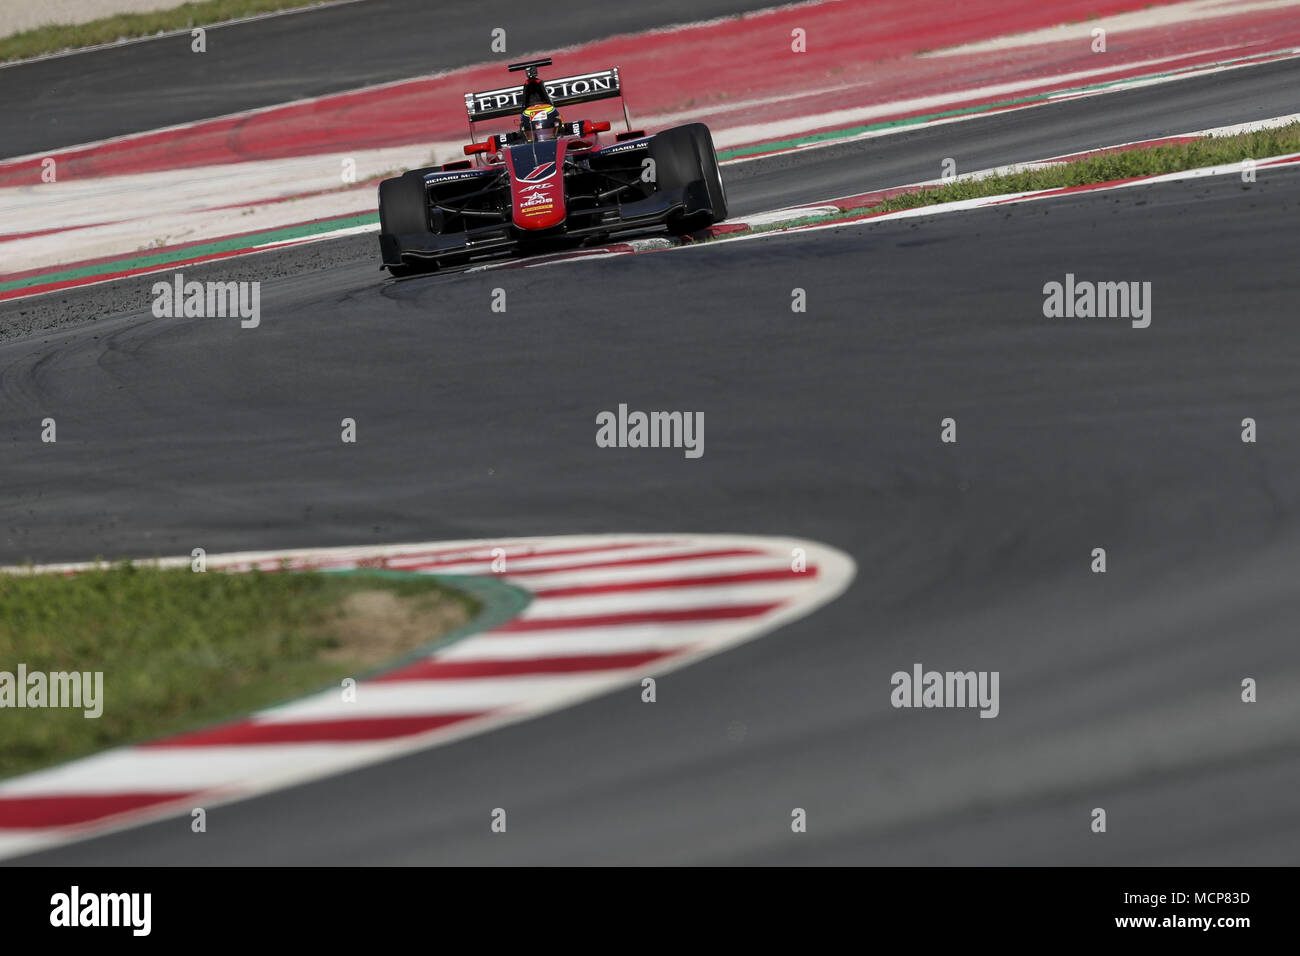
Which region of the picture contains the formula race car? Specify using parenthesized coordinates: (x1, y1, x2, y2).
(377, 57, 728, 275)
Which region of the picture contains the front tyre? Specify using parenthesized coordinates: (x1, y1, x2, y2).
(378, 169, 440, 277)
(690, 124, 727, 224)
(650, 123, 727, 235)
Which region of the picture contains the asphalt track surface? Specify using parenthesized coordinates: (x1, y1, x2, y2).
(0, 0, 779, 155)
(4, 60, 1300, 863)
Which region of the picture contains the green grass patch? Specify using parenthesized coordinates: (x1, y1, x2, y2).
(0, 562, 479, 778)
(0, 0, 326, 63)
(738, 121, 1300, 237)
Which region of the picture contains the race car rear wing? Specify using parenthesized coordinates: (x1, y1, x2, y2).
(464, 67, 622, 122)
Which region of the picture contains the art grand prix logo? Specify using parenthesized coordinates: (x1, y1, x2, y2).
(519, 183, 554, 209)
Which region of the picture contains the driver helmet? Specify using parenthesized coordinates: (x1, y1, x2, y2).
(522, 104, 563, 143)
